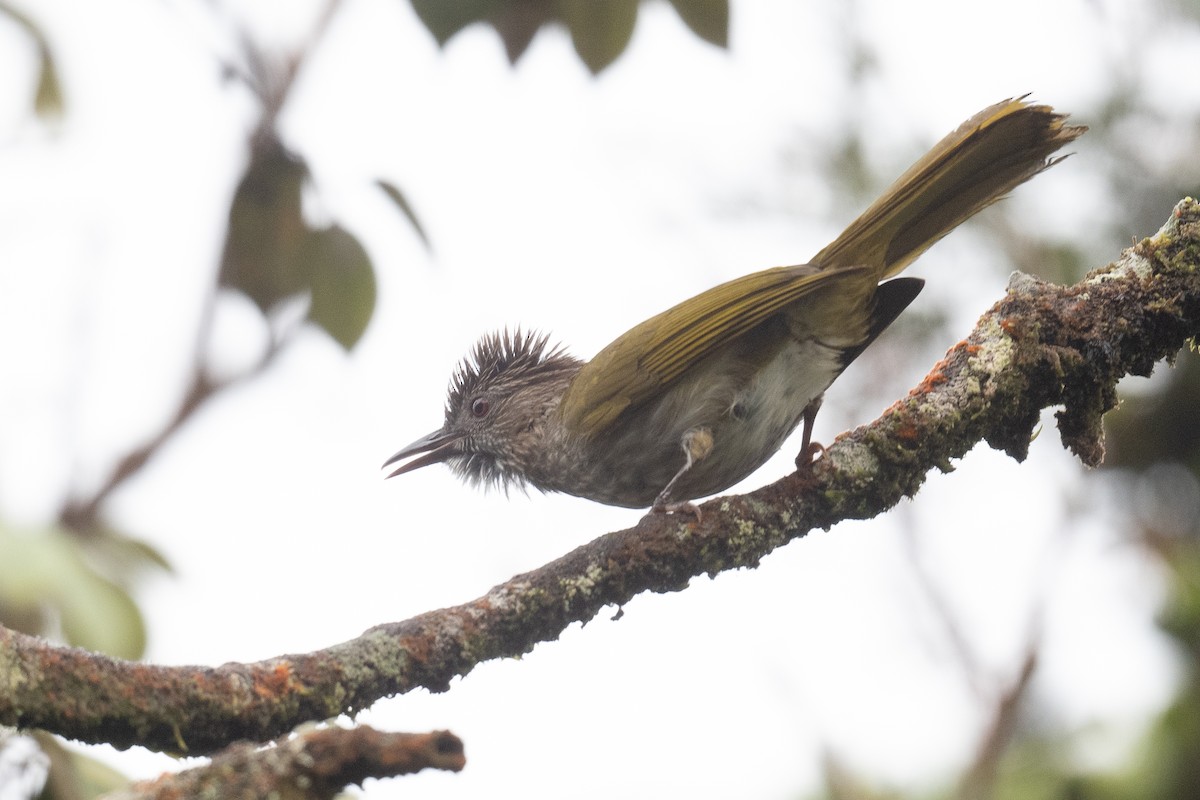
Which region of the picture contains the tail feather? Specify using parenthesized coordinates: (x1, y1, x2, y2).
(811, 97, 1086, 279)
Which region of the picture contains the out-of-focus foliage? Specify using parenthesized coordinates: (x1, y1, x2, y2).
(377, 180, 432, 251)
(1107, 359, 1200, 473)
(302, 223, 376, 350)
(0, 0, 63, 119)
(31, 732, 130, 800)
(0, 524, 166, 660)
(218, 136, 377, 350)
(409, 0, 727, 73)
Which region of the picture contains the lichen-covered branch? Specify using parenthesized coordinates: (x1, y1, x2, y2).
(2, 199, 1197, 756)
(101, 726, 464, 800)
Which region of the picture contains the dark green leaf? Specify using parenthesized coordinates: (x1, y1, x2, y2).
(377, 179, 432, 251)
(303, 225, 377, 350)
(409, 0, 493, 45)
(558, 0, 638, 74)
(218, 137, 311, 313)
(667, 0, 728, 48)
(490, 0, 554, 63)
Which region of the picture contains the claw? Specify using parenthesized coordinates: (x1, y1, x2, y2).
(649, 499, 702, 522)
(795, 441, 826, 470)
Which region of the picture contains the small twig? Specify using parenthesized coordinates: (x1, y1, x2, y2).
(58, 337, 286, 532)
(101, 726, 464, 800)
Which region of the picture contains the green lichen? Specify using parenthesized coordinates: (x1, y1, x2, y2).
(1145, 198, 1200, 275)
(559, 562, 605, 607)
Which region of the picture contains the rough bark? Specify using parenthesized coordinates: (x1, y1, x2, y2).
(2, 197, 1197, 795)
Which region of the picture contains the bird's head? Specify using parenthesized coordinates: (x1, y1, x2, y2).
(383, 330, 581, 491)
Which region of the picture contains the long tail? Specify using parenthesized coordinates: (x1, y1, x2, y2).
(811, 97, 1086, 279)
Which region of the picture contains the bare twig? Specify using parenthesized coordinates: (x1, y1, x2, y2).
(101, 726, 464, 800)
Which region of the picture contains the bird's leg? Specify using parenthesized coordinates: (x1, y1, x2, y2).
(794, 394, 826, 469)
(650, 427, 713, 518)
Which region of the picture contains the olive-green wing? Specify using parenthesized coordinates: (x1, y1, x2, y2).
(558, 264, 868, 436)
(559, 99, 1086, 440)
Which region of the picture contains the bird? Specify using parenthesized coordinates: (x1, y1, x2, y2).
(383, 97, 1085, 514)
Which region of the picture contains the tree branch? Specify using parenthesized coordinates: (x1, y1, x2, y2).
(4, 198, 1198, 755)
(101, 726, 464, 800)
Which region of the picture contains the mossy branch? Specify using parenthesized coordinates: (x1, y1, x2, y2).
(2, 199, 1197, 762)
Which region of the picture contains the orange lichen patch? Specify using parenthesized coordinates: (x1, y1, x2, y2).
(908, 339, 978, 396)
(894, 420, 921, 443)
(999, 317, 1020, 335)
(251, 662, 304, 699)
(913, 368, 948, 393)
(395, 624, 438, 665)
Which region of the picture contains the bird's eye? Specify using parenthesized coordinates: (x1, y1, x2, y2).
(470, 397, 490, 418)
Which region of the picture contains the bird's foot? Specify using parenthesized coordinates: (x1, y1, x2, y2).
(795, 441, 826, 471)
(649, 498, 702, 522)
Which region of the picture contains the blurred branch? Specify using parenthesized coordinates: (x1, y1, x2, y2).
(8, 198, 1200, 754)
(58, 0, 346, 536)
(900, 518, 986, 697)
(102, 726, 464, 800)
(902, 510, 1061, 800)
(956, 645, 1040, 800)
(59, 341, 284, 532)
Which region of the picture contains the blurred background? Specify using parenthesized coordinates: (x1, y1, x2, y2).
(1, 0, 1198, 797)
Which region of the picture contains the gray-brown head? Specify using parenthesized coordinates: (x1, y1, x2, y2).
(383, 330, 582, 492)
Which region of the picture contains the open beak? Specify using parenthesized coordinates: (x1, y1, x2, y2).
(382, 429, 462, 479)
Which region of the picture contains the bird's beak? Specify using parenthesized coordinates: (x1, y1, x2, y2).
(382, 429, 461, 478)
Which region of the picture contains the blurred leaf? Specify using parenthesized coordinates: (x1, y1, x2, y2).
(34, 732, 130, 799)
(58, 575, 146, 663)
(304, 224, 377, 350)
(33, 41, 63, 119)
(0, 599, 46, 638)
(0, 524, 147, 659)
(219, 133, 380, 350)
(410, 0, 651, 71)
(409, 0, 722, 73)
(408, 0, 493, 45)
(0, 0, 65, 119)
(666, 0, 728, 47)
(1105, 353, 1200, 472)
(558, 0, 638, 74)
(490, 0, 552, 63)
(219, 136, 310, 314)
(82, 527, 174, 583)
(410, 0, 555, 64)
(376, 179, 431, 250)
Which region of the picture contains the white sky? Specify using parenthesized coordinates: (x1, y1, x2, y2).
(0, 0, 1195, 797)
